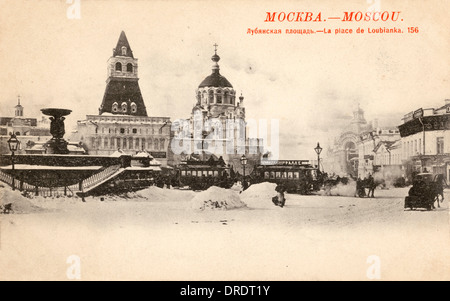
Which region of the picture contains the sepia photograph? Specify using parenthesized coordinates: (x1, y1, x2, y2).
(0, 0, 449, 285)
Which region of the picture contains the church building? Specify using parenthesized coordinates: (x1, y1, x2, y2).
(171, 45, 263, 173)
(72, 31, 172, 166)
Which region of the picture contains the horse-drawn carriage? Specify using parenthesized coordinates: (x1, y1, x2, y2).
(404, 173, 445, 210)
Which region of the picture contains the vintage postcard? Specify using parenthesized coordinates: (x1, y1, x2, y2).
(0, 0, 449, 285)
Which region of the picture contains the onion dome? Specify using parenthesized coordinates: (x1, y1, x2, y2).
(198, 44, 233, 88)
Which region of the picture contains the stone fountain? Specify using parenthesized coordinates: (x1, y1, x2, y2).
(41, 108, 72, 154)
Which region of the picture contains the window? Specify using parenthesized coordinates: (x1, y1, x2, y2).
(115, 62, 122, 71)
(437, 137, 444, 154)
(216, 90, 222, 104)
(181, 171, 186, 176)
(120, 128, 125, 134)
(223, 91, 229, 104)
(197, 92, 201, 103)
(121, 46, 127, 55)
(104, 138, 108, 149)
(116, 138, 121, 148)
(141, 138, 146, 149)
(209, 90, 214, 103)
(127, 63, 133, 72)
(123, 138, 127, 149)
(135, 138, 140, 149)
(121, 102, 127, 113)
(132, 128, 137, 134)
(112, 102, 118, 112)
(160, 139, 165, 150)
(148, 139, 152, 149)
(154, 139, 159, 150)
(288, 172, 293, 179)
(276, 172, 281, 178)
(130, 102, 137, 113)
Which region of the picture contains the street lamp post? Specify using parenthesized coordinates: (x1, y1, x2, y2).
(240, 154, 248, 179)
(314, 142, 323, 172)
(7, 133, 20, 191)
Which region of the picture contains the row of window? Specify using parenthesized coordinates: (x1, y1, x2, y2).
(95, 127, 164, 135)
(180, 170, 221, 177)
(112, 102, 137, 113)
(403, 137, 445, 156)
(115, 62, 134, 72)
(263, 171, 306, 180)
(90, 137, 166, 150)
(197, 90, 235, 105)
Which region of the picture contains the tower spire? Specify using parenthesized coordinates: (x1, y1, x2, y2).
(17, 94, 21, 105)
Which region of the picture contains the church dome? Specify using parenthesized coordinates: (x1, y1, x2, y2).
(198, 46, 233, 88)
(198, 72, 233, 88)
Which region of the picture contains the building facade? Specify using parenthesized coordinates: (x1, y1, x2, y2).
(398, 99, 450, 182)
(357, 127, 401, 181)
(71, 31, 173, 166)
(0, 97, 51, 155)
(326, 104, 373, 177)
(171, 47, 263, 174)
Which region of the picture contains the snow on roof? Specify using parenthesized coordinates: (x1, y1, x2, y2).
(0, 165, 102, 170)
(133, 151, 154, 158)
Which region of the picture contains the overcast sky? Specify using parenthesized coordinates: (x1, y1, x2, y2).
(1, 0, 449, 159)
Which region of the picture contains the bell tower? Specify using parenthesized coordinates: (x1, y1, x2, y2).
(98, 31, 147, 116)
(15, 95, 24, 117)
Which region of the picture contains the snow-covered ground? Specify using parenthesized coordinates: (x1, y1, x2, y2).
(0, 183, 449, 281)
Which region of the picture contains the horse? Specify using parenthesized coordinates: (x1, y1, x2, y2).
(357, 176, 384, 198)
(429, 174, 445, 209)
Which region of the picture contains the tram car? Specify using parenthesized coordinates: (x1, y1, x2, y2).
(175, 154, 233, 191)
(251, 160, 323, 194)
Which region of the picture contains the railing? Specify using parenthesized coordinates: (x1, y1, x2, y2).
(81, 164, 122, 190)
(0, 164, 122, 198)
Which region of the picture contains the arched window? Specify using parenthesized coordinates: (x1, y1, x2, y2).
(148, 138, 153, 149)
(121, 102, 127, 113)
(224, 91, 229, 104)
(160, 138, 165, 150)
(112, 102, 118, 112)
(216, 90, 222, 104)
(197, 91, 201, 103)
(135, 138, 140, 149)
(115, 62, 122, 71)
(130, 102, 137, 113)
(121, 46, 127, 55)
(127, 63, 133, 72)
(141, 138, 146, 149)
(123, 138, 127, 149)
(208, 90, 214, 103)
(154, 139, 159, 150)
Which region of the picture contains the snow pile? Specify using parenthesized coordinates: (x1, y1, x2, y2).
(0, 186, 45, 214)
(123, 186, 195, 202)
(240, 182, 279, 209)
(321, 180, 356, 197)
(190, 186, 246, 211)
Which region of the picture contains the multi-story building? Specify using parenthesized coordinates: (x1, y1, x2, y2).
(0, 97, 51, 154)
(357, 127, 401, 179)
(71, 31, 173, 166)
(398, 99, 450, 182)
